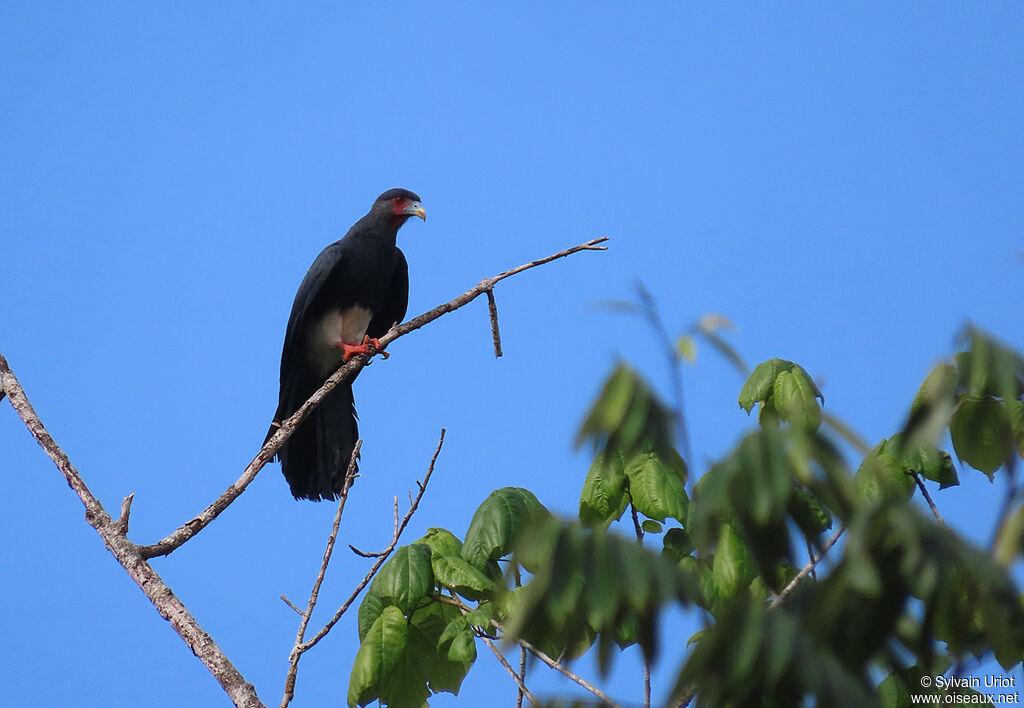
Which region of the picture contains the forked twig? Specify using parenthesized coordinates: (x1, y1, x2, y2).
(290, 430, 445, 672)
(279, 442, 361, 707)
(771, 525, 846, 608)
(434, 593, 621, 708)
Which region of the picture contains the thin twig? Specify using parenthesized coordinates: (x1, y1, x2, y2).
(478, 631, 536, 706)
(627, 503, 650, 708)
(771, 525, 846, 608)
(911, 472, 945, 525)
(299, 430, 446, 654)
(434, 594, 622, 708)
(280, 442, 361, 708)
(514, 565, 527, 708)
(512, 634, 621, 708)
(486, 288, 503, 357)
(137, 237, 607, 559)
(805, 539, 818, 581)
(115, 492, 135, 534)
(0, 354, 265, 708)
(634, 283, 693, 475)
(280, 596, 303, 616)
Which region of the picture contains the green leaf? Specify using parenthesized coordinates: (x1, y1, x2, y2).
(347, 606, 408, 707)
(662, 527, 693, 560)
(463, 601, 496, 630)
(772, 369, 822, 430)
(677, 334, 697, 362)
(577, 363, 677, 459)
(438, 615, 468, 645)
(712, 523, 756, 600)
(417, 527, 463, 559)
(625, 450, 688, 523)
(372, 544, 434, 613)
(446, 629, 477, 663)
(739, 358, 791, 413)
(380, 602, 473, 702)
(432, 555, 496, 597)
(578, 448, 629, 526)
(788, 488, 832, 537)
(642, 519, 663, 534)
(950, 396, 1014, 477)
(994, 504, 1024, 567)
(357, 591, 385, 642)
(1010, 399, 1024, 456)
(856, 442, 915, 505)
(461, 487, 548, 569)
(577, 364, 636, 445)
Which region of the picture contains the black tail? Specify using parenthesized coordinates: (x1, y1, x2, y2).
(268, 366, 358, 501)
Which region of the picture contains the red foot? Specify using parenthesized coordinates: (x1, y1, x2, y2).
(336, 335, 389, 362)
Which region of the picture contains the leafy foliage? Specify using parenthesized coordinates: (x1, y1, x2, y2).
(345, 326, 1024, 708)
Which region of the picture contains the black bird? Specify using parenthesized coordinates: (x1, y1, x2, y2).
(269, 188, 425, 500)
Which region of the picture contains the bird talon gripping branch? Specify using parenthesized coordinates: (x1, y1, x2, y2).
(336, 341, 370, 361)
(363, 335, 389, 359)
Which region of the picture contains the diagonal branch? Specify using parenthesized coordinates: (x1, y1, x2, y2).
(0, 354, 266, 708)
(770, 524, 846, 608)
(911, 471, 945, 524)
(279, 442, 361, 708)
(434, 593, 622, 708)
(475, 628, 536, 706)
(137, 237, 609, 559)
(294, 430, 445, 661)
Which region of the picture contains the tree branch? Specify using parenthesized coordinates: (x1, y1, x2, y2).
(0, 354, 265, 708)
(297, 430, 445, 656)
(477, 630, 536, 706)
(279, 441, 360, 708)
(486, 288, 503, 358)
(770, 524, 846, 608)
(911, 472, 945, 525)
(137, 237, 608, 559)
(434, 593, 622, 708)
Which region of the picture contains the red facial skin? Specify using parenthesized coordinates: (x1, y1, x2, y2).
(391, 197, 409, 215)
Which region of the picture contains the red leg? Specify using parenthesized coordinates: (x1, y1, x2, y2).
(336, 340, 370, 362)
(335, 335, 389, 361)
(363, 335, 389, 359)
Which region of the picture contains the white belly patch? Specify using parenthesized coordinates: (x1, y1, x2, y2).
(308, 306, 373, 374)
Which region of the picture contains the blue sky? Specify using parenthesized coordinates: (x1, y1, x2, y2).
(2, 3, 1022, 706)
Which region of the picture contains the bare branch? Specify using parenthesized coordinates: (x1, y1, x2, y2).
(115, 492, 135, 535)
(771, 525, 846, 608)
(434, 593, 621, 708)
(0, 354, 265, 708)
(280, 596, 303, 616)
(280, 442, 361, 708)
(508, 632, 621, 708)
(477, 630, 536, 706)
(911, 472, 945, 525)
(514, 565, 527, 708)
(486, 288, 503, 358)
(138, 237, 608, 559)
(298, 430, 445, 655)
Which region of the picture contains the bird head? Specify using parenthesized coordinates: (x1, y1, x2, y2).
(375, 188, 426, 223)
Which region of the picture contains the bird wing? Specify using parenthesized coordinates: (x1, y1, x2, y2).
(280, 241, 345, 371)
(368, 247, 409, 338)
